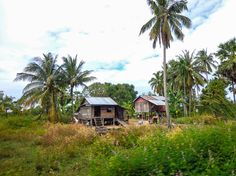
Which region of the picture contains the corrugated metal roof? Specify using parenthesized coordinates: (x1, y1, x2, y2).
(133, 95, 166, 106)
(140, 95, 165, 102)
(85, 97, 118, 105)
(141, 95, 156, 100)
(149, 100, 166, 106)
(152, 96, 166, 101)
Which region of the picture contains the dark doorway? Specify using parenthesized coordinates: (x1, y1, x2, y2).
(94, 106, 101, 117)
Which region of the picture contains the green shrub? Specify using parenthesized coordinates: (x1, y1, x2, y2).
(90, 123, 236, 176)
(175, 115, 221, 125)
(1, 115, 236, 176)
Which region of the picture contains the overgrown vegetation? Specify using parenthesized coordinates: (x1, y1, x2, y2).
(1, 115, 235, 175)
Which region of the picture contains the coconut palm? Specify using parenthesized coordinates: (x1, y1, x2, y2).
(175, 50, 206, 114)
(167, 59, 179, 90)
(196, 49, 217, 82)
(149, 71, 164, 96)
(15, 53, 62, 122)
(62, 55, 95, 115)
(139, 0, 191, 127)
(216, 38, 236, 103)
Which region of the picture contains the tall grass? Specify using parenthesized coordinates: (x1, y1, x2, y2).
(0, 115, 236, 175)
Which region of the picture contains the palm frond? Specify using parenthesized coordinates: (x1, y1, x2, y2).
(139, 16, 157, 35)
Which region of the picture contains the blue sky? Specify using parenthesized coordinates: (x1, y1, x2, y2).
(0, 0, 236, 100)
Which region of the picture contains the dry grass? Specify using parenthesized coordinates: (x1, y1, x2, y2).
(41, 123, 96, 147)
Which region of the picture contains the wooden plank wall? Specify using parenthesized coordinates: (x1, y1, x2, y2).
(134, 97, 150, 112)
(99, 106, 115, 118)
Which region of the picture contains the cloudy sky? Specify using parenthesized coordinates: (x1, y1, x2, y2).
(0, 0, 236, 99)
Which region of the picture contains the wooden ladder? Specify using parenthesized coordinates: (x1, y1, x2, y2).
(94, 117, 108, 134)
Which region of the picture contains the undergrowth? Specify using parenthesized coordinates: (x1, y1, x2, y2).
(0, 114, 235, 175)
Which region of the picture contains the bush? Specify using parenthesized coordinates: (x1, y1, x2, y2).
(89, 123, 236, 176)
(1, 115, 236, 176)
(175, 115, 221, 125)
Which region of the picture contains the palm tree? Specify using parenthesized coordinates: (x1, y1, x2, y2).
(149, 71, 164, 96)
(62, 55, 95, 115)
(175, 50, 206, 115)
(15, 53, 62, 122)
(139, 0, 191, 127)
(167, 59, 179, 91)
(196, 49, 217, 82)
(216, 38, 236, 103)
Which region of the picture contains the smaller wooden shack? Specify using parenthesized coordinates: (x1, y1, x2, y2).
(134, 95, 166, 118)
(76, 97, 125, 126)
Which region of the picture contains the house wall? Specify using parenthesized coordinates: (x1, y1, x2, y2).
(134, 97, 150, 113)
(79, 106, 92, 119)
(100, 106, 115, 118)
(91, 106, 115, 118)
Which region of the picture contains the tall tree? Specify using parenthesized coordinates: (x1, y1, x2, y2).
(149, 71, 164, 96)
(140, 0, 191, 127)
(15, 53, 62, 122)
(200, 78, 236, 118)
(174, 50, 206, 115)
(196, 49, 217, 82)
(84, 82, 138, 106)
(62, 55, 95, 115)
(216, 38, 236, 103)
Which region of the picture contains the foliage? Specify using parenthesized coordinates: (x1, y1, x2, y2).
(175, 115, 221, 125)
(97, 124, 236, 176)
(84, 82, 138, 106)
(122, 102, 136, 118)
(15, 53, 95, 123)
(140, 0, 192, 128)
(0, 94, 15, 115)
(14, 53, 63, 122)
(196, 49, 217, 81)
(216, 38, 236, 103)
(0, 115, 236, 175)
(200, 78, 236, 118)
(168, 89, 184, 118)
(149, 71, 164, 96)
(61, 55, 95, 115)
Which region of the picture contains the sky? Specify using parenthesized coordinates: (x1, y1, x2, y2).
(0, 0, 236, 100)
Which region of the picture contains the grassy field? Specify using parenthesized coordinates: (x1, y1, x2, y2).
(0, 115, 236, 176)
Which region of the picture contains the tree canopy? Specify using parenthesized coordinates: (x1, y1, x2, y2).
(83, 82, 138, 106)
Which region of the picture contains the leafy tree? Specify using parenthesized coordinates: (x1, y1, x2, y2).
(15, 53, 62, 122)
(83, 82, 110, 97)
(200, 78, 236, 118)
(62, 55, 95, 115)
(140, 0, 191, 127)
(168, 89, 184, 118)
(110, 84, 138, 106)
(0, 93, 15, 116)
(149, 71, 164, 96)
(216, 38, 236, 103)
(84, 82, 138, 106)
(122, 102, 135, 118)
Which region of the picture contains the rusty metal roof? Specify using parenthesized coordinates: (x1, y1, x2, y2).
(85, 97, 118, 105)
(133, 95, 166, 106)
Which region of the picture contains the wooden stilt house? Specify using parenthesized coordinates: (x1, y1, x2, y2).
(133, 95, 166, 119)
(76, 97, 125, 126)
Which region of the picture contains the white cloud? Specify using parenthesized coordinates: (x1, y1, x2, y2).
(0, 0, 235, 99)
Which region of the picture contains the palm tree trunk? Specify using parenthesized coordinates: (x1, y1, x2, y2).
(70, 85, 74, 116)
(232, 81, 236, 104)
(163, 45, 171, 128)
(49, 91, 58, 123)
(183, 78, 188, 117)
(189, 88, 192, 115)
